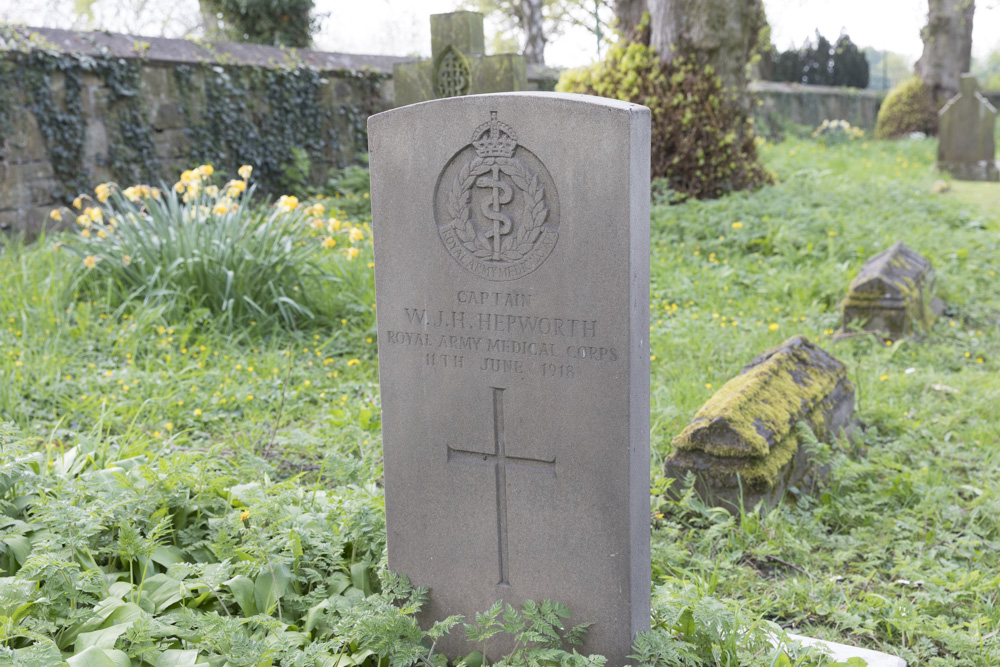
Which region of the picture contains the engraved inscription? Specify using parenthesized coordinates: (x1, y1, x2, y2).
(435, 47, 471, 98)
(446, 387, 556, 586)
(435, 112, 560, 281)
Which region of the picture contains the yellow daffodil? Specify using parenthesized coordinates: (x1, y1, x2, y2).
(348, 227, 364, 243)
(205, 185, 219, 198)
(72, 196, 83, 209)
(322, 236, 337, 248)
(305, 203, 325, 217)
(327, 218, 341, 232)
(197, 164, 214, 178)
(95, 182, 112, 203)
(213, 199, 232, 215)
(97, 229, 107, 239)
(49, 209, 62, 222)
(76, 214, 91, 228)
(80, 229, 91, 238)
(345, 247, 359, 260)
(275, 195, 299, 212)
(238, 164, 253, 179)
(86, 207, 102, 223)
(122, 255, 131, 267)
(225, 179, 246, 197)
(83, 255, 97, 269)
(310, 218, 325, 230)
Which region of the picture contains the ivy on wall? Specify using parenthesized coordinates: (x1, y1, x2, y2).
(0, 25, 387, 205)
(175, 62, 385, 193)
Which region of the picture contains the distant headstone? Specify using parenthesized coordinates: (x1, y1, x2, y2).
(937, 74, 999, 182)
(369, 93, 651, 664)
(838, 242, 941, 340)
(393, 12, 528, 107)
(664, 336, 855, 511)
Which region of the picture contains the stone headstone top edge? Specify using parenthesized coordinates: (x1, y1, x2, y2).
(373, 90, 648, 117)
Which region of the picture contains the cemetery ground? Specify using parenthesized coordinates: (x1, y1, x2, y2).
(0, 133, 998, 666)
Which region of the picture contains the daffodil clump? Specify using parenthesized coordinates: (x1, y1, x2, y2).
(811, 119, 865, 146)
(58, 164, 372, 332)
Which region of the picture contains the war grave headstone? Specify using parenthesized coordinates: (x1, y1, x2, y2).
(664, 336, 856, 512)
(937, 74, 999, 182)
(837, 242, 942, 340)
(393, 12, 528, 107)
(368, 93, 651, 664)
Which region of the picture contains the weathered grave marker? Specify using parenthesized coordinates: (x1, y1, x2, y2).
(369, 93, 651, 664)
(664, 336, 855, 511)
(937, 74, 999, 182)
(393, 12, 528, 107)
(838, 242, 941, 340)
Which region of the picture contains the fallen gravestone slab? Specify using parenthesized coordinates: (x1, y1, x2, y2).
(664, 336, 855, 511)
(369, 92, 651, 665)
(837, 241, 941, 340)
(937, 74, 999, 182)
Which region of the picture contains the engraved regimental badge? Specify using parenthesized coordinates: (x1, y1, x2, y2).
(435, 111, 560, 281)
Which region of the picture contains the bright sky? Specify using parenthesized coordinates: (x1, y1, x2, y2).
(3, 0, 999, 68)
(313, 0, 1000, 68)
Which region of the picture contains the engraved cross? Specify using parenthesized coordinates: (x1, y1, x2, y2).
(447, 387, 556, 587)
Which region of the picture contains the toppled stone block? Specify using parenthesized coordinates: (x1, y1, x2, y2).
(838, 242, 941, 340)
(664, 336, 855, 511)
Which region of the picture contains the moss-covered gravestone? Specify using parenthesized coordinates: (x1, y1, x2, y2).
(664, 336, 855, 511)
(937, 74, 999, 182)
(838, 242, 940, 340)
(393, 12, 527, 107)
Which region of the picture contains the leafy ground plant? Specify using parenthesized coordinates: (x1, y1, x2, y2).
(2, 133, 1000, 665)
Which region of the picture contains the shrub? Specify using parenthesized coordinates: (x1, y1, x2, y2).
(59, 164, 371, 332)
(874, 77, 939, 140)
(557, 40, 773, 201)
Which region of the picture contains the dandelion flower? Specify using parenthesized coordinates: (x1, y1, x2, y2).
(238, 164, 253, 180)
(194, 408, 202, 416)
(347, 359, 359, 366)
(768, 323, 779, 331)
(83, 255, 98, 269)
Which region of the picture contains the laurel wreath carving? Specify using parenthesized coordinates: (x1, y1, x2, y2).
(447, 156, 549, 262)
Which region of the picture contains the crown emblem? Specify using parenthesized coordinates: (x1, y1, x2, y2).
(472, 111, 518, 158)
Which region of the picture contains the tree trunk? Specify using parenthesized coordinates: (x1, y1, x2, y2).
(646, 0, 767, 112)
(916, 0, 975, 101)
(520, 0, 546, 65)
(613, 0, 648, 42)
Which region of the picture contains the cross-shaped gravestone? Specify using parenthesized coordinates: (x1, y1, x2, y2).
(393, 12, 527, 108)
(446, 387, 556, 587)
(937, 74, 999, 182)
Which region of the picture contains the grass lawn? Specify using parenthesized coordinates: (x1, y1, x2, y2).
(0, 134, 998, 665)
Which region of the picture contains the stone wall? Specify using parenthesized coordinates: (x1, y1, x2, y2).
(750, 81, 883, 132)
(0, 26, 403, 235)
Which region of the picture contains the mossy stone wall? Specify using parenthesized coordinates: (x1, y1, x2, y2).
(0, 26, 400, 235)
(751, 81, 883, 131)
